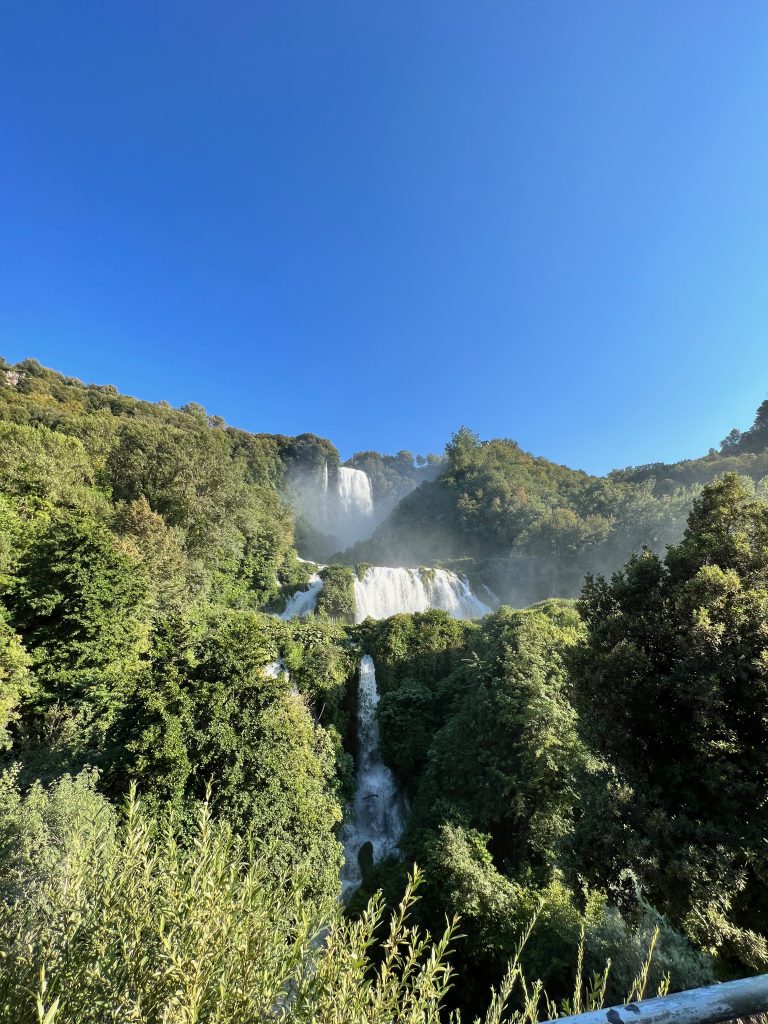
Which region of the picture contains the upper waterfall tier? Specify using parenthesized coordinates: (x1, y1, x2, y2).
(353, 566, 491, 623)
(337, 466, 374, 519)
(296, 462, 375, 547)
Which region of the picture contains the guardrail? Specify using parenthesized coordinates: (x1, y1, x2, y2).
(544, 974, 768, 1024)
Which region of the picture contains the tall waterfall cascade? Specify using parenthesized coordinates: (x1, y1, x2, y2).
(304, 461, 376, 547)
(354, 566, 491, 623)
(337, 466, 374, 519)
(340, 655, 405, 898)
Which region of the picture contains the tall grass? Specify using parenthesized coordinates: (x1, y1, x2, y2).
(0, 770, 664, 1024)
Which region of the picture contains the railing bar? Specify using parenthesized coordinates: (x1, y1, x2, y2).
(542, 974, 768, 1024)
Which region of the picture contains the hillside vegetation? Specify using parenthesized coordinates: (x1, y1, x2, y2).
(345, 417, 768, 607)
(0, 357, 767, 1022)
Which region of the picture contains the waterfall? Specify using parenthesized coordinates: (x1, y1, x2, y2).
(279, 565, 491, 623)
(279, 574, 323, 619)
(353, 566, 491, 623)
(294, 463, 375, 549)
(340, 655, 404, 898)
(321, 465, 373, 546)
(337, 466, 374, 518)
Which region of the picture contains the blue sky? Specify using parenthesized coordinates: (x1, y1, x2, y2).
(3, 2, 768, 473)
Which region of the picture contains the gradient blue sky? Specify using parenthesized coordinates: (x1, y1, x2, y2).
(3, 2, 768, 473)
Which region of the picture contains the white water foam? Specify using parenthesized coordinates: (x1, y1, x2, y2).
(340, 655, 405, 898)
(353, 566, 491, 622)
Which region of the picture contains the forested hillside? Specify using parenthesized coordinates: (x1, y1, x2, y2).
(345, 411, 768, 606)
(0, 358, 358, 899)
(1, 357, 767, 1022)
(353, 476, 768, 1010)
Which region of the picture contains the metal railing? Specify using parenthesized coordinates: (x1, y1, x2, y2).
(544, 975, 768, 1024)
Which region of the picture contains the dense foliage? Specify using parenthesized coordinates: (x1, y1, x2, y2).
(0, 359, 353, 906)
(0, 771, 679, 1024)
(0, 773, 457, 1024)
(2, 357, 767, 1020)
(571, 474, 768, 973)
(356, 606, 713, 1015)
(316, 565, 357, 623)
(347, 424, 768, 607)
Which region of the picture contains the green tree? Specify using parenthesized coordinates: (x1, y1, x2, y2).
(410, 604, 589, 874)
(106, 420, 293, 605)
(113, 496, 191, 612)
(0, 421, 99, 509)
(316, 564, 356, 622)
(445, 425, 482, 475)
(126, 610, 343, 899)
(0, 619, 32, 751)
(7, 509, 151, 754)
(571, 474, 768, 969)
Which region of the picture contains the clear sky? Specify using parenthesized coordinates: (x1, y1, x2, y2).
(3, 2, 768, 473)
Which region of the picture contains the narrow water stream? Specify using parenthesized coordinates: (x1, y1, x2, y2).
(339, 655, 405, 899)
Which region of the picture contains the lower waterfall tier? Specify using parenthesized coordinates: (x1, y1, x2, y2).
(353, 565, 491, 622)
(280, 565, 491, 622)
(340, 655, 405, 898)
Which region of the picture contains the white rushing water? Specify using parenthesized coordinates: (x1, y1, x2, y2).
(340, 655, 405, 898)
(353, 566, 491, 623)
(305, 463, 375, 547)
(279, 566, 491, 622)
(337, 466, 374, 519)
(279, 574, 323, 620)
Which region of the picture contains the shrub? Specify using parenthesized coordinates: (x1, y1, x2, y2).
(0, 770, 702, 1024)
(0, 771, 455, 1024)
(316, 565, 356, 623)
